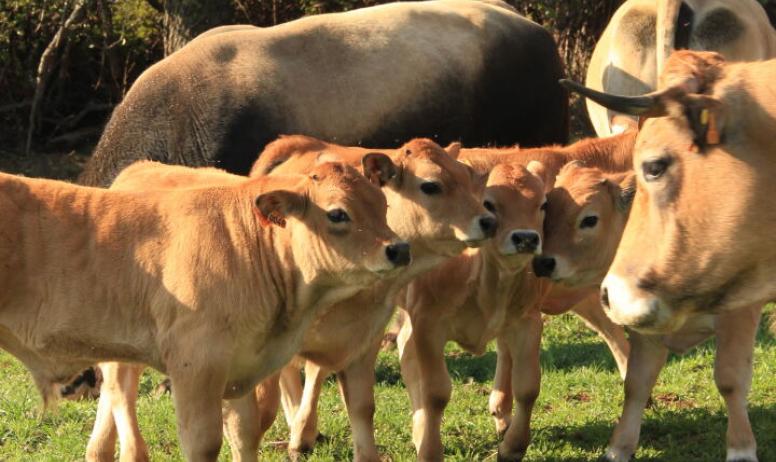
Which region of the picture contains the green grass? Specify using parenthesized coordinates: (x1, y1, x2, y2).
(1, 307, 775, 461)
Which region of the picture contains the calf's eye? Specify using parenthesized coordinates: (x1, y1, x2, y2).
(420, 182, 442, 195)
(580, 215, 598, 229)
(327, 209, 350, 223)
(540, 201, 547, 212)
(483, 200, 496, 212)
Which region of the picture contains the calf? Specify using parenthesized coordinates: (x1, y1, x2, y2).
(563, 49, 773, 461)
(398, 161, 549, 461)
(0, 161, 406, 461)
(243, 137, 495, 461)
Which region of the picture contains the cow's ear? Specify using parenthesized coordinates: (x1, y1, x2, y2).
(526, 160, 556, 193)
(254, 190, 306, 227)
(361, 152, 398, 187)
(685, 94, 725, 149)
(445, 141, 462, 160)
(606, 171, 637, 213)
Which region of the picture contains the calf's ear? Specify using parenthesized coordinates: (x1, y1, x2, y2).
(444, 141, 462, 160)
(526, 160, 556, 193)
(254, 190, 306, 227)
(606, 171, 637, 213)
(361, 152, 398, 187)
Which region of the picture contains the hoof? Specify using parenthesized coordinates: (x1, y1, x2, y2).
(598, 451, 633, 462)
(495, 421, 510, 439)
(496, 449, 524, 462)
(316, 432, 328, 443)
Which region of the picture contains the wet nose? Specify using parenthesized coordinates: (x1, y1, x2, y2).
(511, 230, 540, 253)
(600, 285, 610, 309)
(531, 256, 556, 278)
(385, 242, 411, 267)
(479, 215, 497, 238)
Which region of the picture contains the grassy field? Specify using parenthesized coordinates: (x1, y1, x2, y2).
(0, 308, 774, 461)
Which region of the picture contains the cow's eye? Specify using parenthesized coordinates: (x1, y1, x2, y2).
(483, 200, 496, 212)
(540, 201, 547, 212)
(580, 215, 598, 229)
(642, 158, 671, 181)
(326, 209, 350, 223)
(420, 182, 442, 195)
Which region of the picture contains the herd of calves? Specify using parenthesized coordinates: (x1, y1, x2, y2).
(1, 121, 644, 462)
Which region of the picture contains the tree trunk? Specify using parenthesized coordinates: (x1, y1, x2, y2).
(163, 0, 235, 56)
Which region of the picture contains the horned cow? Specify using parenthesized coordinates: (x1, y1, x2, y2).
(564, 49, 776, 462)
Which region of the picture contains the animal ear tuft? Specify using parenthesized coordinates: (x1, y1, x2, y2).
(616, 172, 637, 212)
(527, 160, 556, 193)
(361, 152, 397, 187)
(254, 190, 306, 227)
(445, 141, 462, 159)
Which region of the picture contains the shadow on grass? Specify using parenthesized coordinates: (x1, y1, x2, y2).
(531, 404, 776, 462)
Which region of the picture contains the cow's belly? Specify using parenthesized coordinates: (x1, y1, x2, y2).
(448, 310, 495, 356)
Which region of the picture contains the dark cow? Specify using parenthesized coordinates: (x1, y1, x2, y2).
(78, 0, 568, 186)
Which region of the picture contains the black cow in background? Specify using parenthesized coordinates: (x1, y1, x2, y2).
(78, 0, 568, 186)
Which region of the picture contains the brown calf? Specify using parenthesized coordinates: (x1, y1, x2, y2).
(398, 161, 549, 461)
(242, 137, 495, 461)
(0, 160, 407, 462)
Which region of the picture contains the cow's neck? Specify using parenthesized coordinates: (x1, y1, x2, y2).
(475, 251, 538, 334)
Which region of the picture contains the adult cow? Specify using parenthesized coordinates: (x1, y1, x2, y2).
(563, 50, 775, 461)
(78, 0, 568, 187)
(586, 0, 776, 136)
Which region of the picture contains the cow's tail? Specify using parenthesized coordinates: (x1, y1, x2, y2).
(656, 0, 682, 77)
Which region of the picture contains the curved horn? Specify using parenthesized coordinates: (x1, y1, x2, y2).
(559, 79, 668, 117)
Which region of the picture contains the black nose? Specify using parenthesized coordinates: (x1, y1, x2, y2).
(479, 215, 497, 238)
(511, 231, 540, 253)
(531, 256, 556, 278)
(600, 286, 610, 310)
(386, 242, 411, 267)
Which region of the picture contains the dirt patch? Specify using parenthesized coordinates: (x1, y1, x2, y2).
(651, 392, 697, 410)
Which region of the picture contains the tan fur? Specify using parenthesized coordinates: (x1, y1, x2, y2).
(90, 139, 492, 461)
(0, 160, 404, 461)
(459, 129, 637, 178)
(588, 51, 776, 462)
(397, 162, 549, 460)
(243, 137, 494, 461)
(586, 0, 776, 136)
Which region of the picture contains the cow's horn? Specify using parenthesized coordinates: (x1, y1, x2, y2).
(559, 79, 664, 117)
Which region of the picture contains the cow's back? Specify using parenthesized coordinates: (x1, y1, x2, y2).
(79, 0, 567, 186)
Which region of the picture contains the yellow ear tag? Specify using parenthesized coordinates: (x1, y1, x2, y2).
(700, 108, 709, 126)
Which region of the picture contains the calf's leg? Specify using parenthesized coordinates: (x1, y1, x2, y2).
(288, 361, 329, 456)
(497, 311, 542, 462)
(570, 294, 630, 379)
(86, 362, 148, 462)
(223, 372, 281, 462)
(336, 339, 382, 462)
(488, 337, 513, 437)
(398, 315, 450, 462)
